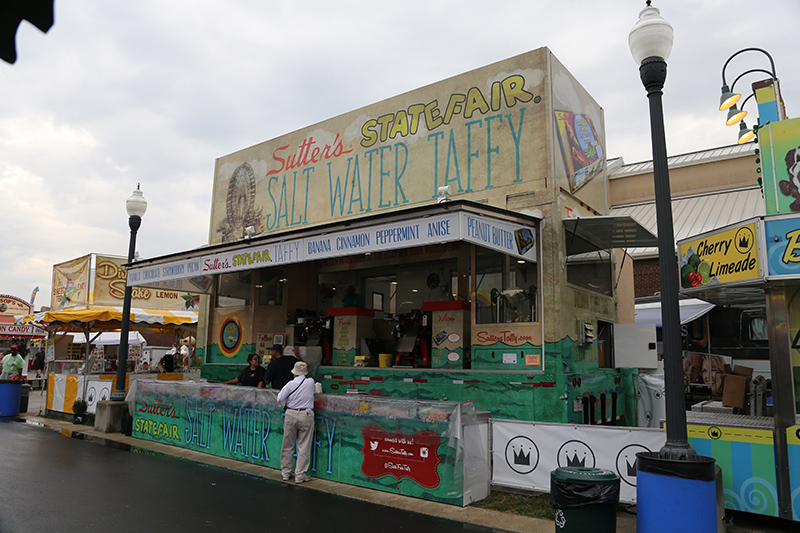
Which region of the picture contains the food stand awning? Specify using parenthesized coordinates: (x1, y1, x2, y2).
(15, 305, 198, 332)
(563, 215, 659, 255)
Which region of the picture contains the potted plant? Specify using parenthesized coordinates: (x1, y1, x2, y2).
(72, 398, 88, 424)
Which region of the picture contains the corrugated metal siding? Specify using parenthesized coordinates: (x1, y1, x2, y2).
(609, 143, 756, 179)
(609, 187, 765, 257)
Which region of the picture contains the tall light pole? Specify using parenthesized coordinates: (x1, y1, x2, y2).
(111, 185, 147, 401)
(628, 1, 694, 460)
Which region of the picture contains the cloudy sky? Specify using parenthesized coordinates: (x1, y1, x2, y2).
(2, 0, 798, 309)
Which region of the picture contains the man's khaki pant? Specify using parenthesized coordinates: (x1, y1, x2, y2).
(281, 409, 315, 479)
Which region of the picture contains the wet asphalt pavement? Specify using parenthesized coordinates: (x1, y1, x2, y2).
(0, 419, 500, 533)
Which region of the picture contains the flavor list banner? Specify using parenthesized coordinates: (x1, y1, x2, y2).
(128, 211, 537, 288)
(131, 381, 474, 506)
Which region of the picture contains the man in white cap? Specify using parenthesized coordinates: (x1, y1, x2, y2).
(276, 360, 316, 483)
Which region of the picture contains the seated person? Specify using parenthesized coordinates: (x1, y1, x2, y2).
(259, 345, 298, 390)
(342, 284, 363, 307)
(224, 354, 266, 386)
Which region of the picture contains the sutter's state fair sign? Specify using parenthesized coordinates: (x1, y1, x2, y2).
(208, 48, 600, 245)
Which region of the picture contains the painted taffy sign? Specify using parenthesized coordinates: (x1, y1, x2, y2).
(131, 380, 481, 506)
(210, 49, 554, 245)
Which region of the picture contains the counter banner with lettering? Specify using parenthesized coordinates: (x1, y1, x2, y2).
(677, 221, 761, 289)
(128, 211, 537, 288)
(764, 214, 800, 278)
(131, 381, 474, 506)
(51, 255, 90, 309)
(93, 255, 190, 309)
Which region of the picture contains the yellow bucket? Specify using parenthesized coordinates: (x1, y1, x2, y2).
(379, 353, 393, 368)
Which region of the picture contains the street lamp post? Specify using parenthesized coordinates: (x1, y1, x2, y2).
(629, 5, 719, 530)
(110, 185, 147, 401)
(628, 1, 694, 460)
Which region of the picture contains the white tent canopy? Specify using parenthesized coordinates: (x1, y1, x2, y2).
(69, 331, 145, 346)
(634, 298, 715, 327)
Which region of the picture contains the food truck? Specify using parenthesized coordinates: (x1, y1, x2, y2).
(125, 47, 660, 505)
(674, 117, 800, 522)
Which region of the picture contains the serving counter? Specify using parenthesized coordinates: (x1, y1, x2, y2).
(128, 380, 490, 506)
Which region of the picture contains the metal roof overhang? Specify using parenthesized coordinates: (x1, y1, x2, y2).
(679, 281, 768, 308)
(563, 215, 658, 255)
(127, 200, 541, 292)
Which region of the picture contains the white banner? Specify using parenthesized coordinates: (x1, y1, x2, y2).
(492, 420, 666, 504)
(129, 211, 537, 287)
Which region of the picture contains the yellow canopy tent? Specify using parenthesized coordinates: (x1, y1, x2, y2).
(15, 305, 198, 378)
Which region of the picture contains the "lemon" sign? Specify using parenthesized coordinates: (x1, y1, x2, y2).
(678, 222, 760, 288)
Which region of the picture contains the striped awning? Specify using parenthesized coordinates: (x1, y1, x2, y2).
(15, 305, 197, 330)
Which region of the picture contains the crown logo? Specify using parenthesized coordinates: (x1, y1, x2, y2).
(513, 448, 530, 465)
(627, 459, 637, 477)
(739, 235, 750, 249)
(566, 453, 585, 467)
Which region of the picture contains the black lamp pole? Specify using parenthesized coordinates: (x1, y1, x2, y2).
(111, 186, 146, 401)
(630, 1, 695, 460)
(638, 56, 694, 459)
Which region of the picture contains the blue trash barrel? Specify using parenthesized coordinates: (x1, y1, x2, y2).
(636, 452, 717, 532)
(0, 380, 23, 417)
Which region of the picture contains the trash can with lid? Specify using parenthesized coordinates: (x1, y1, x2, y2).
(0, 380, 23, 418)
(19, 383, 32, 413)
(550, 466, 620, 533)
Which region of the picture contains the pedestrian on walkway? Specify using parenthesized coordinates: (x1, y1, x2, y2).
(180, 342, 191, 371)
(0, 345, 24, 380)
(258, 344, 297, 390)
(277, 361, 316, 483)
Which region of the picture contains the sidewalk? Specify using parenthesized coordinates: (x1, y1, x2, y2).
(17, 387, 786, 533)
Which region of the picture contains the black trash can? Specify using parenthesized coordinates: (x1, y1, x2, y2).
(19, 384, 32, 413)
(550, 467, 620, 533)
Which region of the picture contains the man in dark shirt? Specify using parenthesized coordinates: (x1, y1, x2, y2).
(224, 354, 266, 386)
(259, 345, 298, 390)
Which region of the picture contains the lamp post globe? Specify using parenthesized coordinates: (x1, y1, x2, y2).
(628, 2, 695, 460)
(111, 185, 147, 401)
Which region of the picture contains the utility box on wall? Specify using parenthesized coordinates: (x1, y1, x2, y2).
(613, 323, 658, 368)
